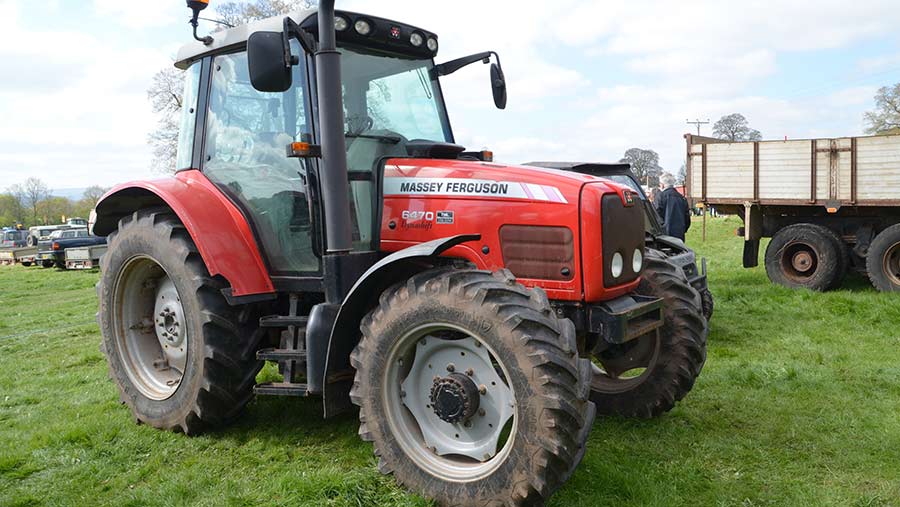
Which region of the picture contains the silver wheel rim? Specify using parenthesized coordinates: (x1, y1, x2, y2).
(113, 255, 187, 400)
(383, 323, 516, 482)
(883, 242, 900, 286)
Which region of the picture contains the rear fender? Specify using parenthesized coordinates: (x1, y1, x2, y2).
(92, 170, 274, 298)
(322, 234, 480, 417)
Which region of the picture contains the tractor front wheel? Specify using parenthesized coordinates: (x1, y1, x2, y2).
(98, 209, 265, 434)
(590, 249, 707, 418)
(351, 268, 594, 506)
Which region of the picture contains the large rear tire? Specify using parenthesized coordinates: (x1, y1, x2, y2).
(765, 224, 843, 291)
(98, 209, 265, 434)
(866, 224, 900, 292)
(590, 249, 707, 418)
(351, 268, 594, 506)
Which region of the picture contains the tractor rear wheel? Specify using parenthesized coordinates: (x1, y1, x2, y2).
(98, 208, 265, 434)
(351, 268, 594, 506)
(590, 249, 707, 418)
(866, 224, 900, 292)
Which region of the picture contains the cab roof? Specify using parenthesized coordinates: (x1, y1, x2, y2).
(175, 8, 317, 70)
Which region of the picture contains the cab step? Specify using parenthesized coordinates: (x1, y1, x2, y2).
(259, 315, 309, 328)
(254, 382, 308, 397)
(257, 348, 307, 363)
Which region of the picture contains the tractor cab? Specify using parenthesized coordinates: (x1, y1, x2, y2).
(172, 9, 503, 282)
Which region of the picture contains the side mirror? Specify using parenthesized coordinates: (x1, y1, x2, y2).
(490, 63, 507, 110)
(248, 31, 292, 93)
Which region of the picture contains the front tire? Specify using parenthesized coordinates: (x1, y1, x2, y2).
(98, 209, 264, 434)
(590, 249, 707, 418)
(350, 268, 594, 506)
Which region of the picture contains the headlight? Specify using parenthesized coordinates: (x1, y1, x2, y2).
(410, 32, 424, 47)
(426, 37, 438, 52)
(632, 248, 643, 273)
(354, 19, 372, 35)
(611, 252, 624, 278)
(334, 16, 349, 31)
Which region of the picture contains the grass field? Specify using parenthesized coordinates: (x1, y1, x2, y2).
(2, 216, 900, 507)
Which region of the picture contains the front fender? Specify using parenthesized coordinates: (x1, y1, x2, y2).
(322, 234, 480, 417)
(93, 170, 274, 298)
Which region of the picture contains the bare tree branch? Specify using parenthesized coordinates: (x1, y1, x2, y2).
(620, 148, 664, 188)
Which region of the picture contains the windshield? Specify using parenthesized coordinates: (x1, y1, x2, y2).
(339, 45, 453, 169)
(603, 175, 647, 200)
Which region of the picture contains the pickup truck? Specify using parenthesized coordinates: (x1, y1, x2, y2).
(36, 229, 106, 269)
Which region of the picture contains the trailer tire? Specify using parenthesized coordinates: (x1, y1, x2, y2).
(590, 249, 707, 418)
(351, 268, 594, 506)
(21, 261, 32, 267)
(26, 235, 36, 247)
(765, 224, 842, 291)
(866, 224, 900, 292)
(98, 208, 265, 435)
(41, 260, 54, 268)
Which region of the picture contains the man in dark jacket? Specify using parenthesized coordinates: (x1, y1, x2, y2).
(654, 173, 691, 241)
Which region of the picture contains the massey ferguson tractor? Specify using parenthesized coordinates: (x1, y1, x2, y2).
(92, 2, 708, 505)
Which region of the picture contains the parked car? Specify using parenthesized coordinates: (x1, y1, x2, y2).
(41, 232, 107, 269)
(1, 229, 28, 248)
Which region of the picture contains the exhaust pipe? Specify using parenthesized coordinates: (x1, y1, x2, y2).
(315, 0, 353, 254)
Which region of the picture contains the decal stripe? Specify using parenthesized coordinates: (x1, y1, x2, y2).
(520, 183, 536, 199)
(525, 183, 549, 201)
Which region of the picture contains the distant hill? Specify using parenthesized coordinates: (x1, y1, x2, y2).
(51, 188, 88, 201)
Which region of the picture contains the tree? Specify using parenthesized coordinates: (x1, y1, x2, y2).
(863, 83, 900, 135)
(147, 0, 314, 173)
(713, 113, 762, 142)
(620, 148, 663, 188)
(147, 68, 185, 174)
(82, 186, 110, 205)
(20, 178, 50, 225)
(676, 164, 686, 185)
(0, 193, 26, 227)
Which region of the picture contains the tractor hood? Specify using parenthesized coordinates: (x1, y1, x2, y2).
(383, 158, 635, 205)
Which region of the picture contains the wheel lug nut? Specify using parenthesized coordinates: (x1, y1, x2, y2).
(478, 408, 486, 417)
(478, 385, 487, 395)
(446, 363, 455, 372)
(464, 421, 472, 428)
(465, 368, 474, 377)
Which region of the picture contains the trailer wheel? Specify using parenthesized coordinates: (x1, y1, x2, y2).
(590, 249, 707, 418)
(41, 260, 54, 268)
(21, 261, 32, 267)
(98, 209, 265, 434)
(350, 268, 594, 506)
(765, 224, 843, 291)
(866, 224, 900, 292)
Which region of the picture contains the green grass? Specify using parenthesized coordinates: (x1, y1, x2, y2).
(2, 216, 899, 506)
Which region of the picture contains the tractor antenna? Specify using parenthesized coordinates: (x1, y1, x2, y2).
(198, 17, 234, 28)
(187, 0, 214, 45)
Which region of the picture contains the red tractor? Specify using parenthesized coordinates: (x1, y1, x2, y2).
(92, 2, 707, 505)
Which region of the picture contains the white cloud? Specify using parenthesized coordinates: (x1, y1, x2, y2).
(93, 0, 184, 29)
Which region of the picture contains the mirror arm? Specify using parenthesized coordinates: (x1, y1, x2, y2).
(283, 16, 318, 56)
(190, 11, 214, 45)
(432, 51, 500, 78)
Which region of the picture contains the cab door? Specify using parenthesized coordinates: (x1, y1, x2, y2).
(200, 43, 320, 276)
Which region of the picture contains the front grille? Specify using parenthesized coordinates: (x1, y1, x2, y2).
(601, 194, 644, 287)
(500, 225, 575, 281)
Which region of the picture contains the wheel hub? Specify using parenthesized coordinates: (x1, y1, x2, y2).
(430, 373, 480, 424)
(792, 250, 814, 272)
(398, 335, 514, 462)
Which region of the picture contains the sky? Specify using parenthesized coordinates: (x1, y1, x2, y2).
(1, 0, 899, 193)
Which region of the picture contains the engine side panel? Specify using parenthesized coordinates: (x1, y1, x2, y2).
(380, 159, 641, 302)
(93, 170, 275, 297)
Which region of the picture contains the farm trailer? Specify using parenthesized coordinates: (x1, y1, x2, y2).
(0, 246, 38, 266)
(685, 133, 900, 291)
(65, 244, 107, 270)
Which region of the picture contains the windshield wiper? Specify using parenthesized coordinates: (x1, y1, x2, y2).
(345, 132, 402, 144)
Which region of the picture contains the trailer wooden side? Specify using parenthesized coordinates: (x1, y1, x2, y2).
(686, 133, 900, 207)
